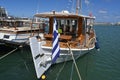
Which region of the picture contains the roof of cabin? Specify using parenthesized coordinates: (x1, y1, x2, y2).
(34, 11, 95, 19)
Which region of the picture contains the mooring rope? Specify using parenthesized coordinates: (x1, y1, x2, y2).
(55, 60, 67, 80)
(0, 45, 21, 60)
(70, 62, 74, 80)
(55, 51, 70, 80)
(67, 43, 82, 80)
(0, 48, 18, 60)
(0, 38, 31, 60)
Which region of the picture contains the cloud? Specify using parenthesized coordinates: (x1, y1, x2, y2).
(69, 0, 72, 2)
(98, 10, 107, 14)
(115, 16, 120, 19)
(85, 0, 90, 5)
(103, 16, 109, 19)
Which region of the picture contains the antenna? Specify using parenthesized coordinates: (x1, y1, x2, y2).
(71, 0, 75, 13)
(36, 0, 40, 13)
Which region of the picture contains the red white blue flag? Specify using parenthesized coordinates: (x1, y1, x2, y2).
(52, 18, 60, 63)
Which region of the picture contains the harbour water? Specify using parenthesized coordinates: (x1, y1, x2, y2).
(0, 25, 120, 80)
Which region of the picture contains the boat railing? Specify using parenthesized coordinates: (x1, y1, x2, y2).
(44, 34, 72, 41)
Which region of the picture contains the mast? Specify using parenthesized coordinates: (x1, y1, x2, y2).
(76, 0, 82, 15)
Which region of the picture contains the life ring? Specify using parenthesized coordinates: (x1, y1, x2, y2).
(86, 37, 95, 48)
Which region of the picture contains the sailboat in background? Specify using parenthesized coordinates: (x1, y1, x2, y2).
(29, 0, 99, 79)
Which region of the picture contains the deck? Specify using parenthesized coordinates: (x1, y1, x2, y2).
(0, 27, 39, 32)
(41, 33, 95, 49)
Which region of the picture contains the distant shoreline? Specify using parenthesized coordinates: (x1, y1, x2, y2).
(94, 22, 120, 26)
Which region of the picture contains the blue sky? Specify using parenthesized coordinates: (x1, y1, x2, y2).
(0, 0, 120, 22)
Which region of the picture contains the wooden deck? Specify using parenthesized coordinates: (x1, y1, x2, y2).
(44, 34, 72, 41)
(42, 33, 95, 49)
(43, 40, 80, 48)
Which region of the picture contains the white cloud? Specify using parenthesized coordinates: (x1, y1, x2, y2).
(69, 0, 72, 2)
(115, 16, 120, 19)
(103, 16, 109, 19)
(98, 10, 107, 14)
(85, 0, 90, 5)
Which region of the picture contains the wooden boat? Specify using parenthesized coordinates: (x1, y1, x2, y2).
(29, 9, 99, 78)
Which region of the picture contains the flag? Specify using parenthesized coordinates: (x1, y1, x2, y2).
(52, 18, 60, 63)
(89, 12, 92, 17)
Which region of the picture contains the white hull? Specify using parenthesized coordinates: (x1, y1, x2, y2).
(29, 37, 95, 78)
(0, 32, 39, 45)
(40, 42, 94, 63)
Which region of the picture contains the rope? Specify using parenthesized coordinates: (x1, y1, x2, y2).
(55, 61, 66, 80)
(0, 47, 18, 60)
(67, 43, 82, 80)
(55, 51, 70, 80)
(0, 43, 25, 60)
(55, 45, 71, 80)
(70, 62, 74, 80)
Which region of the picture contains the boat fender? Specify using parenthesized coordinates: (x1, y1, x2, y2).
(41, 74, 46, 80)
(95, 37, 100, 51)
(86, 37, 95, 47)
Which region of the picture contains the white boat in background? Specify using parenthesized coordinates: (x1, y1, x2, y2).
(0, 6, 42, 46)
(0, 18, 42, 46)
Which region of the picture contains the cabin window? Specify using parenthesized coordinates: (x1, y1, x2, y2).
(86, 18, 94, 34)
(23, 22, 30, 27)
(0, 22, 2, 27)
(56, 19, 78, 36)
(33, 17, 78, 36)
(8, 22, 13, 27)
(33, 17, 50, 33)
(4, 35, 9, 39)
